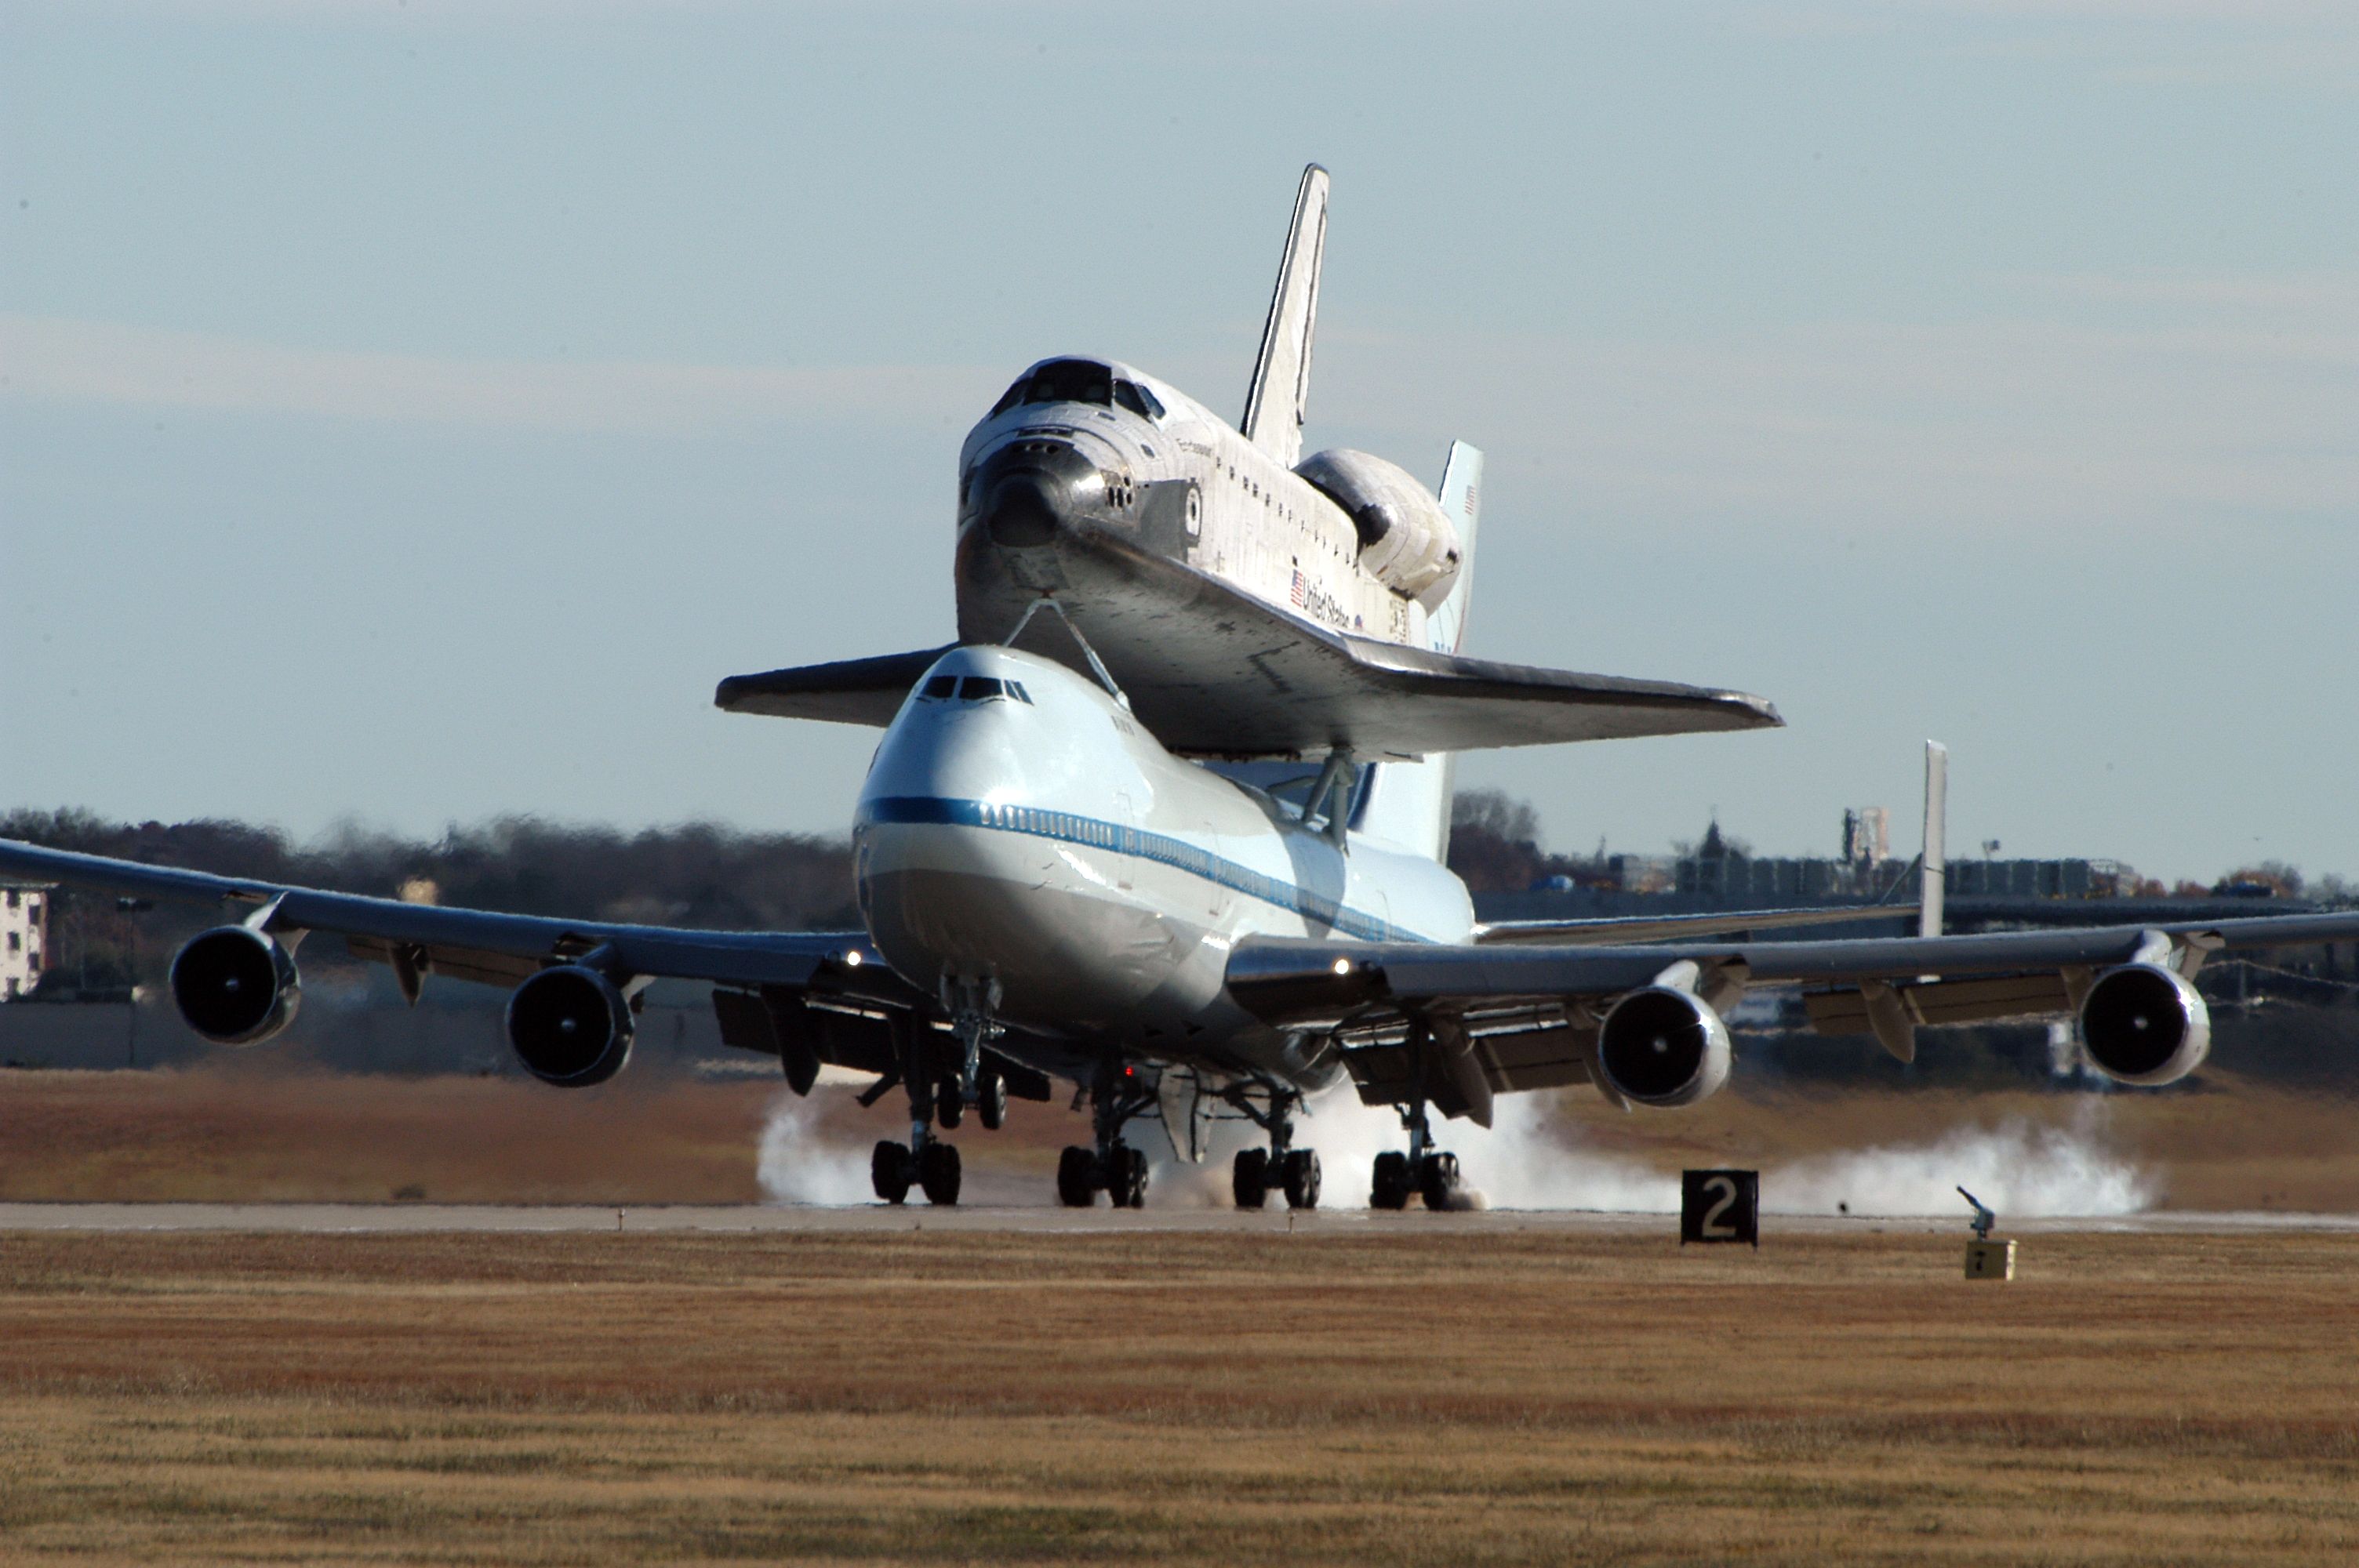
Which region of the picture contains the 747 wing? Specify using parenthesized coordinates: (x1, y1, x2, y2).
(1226, 911, 2359, 1127)
(0, 837, 996, 1098)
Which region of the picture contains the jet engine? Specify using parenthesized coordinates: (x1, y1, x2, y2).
(1294, 448, 1463, 604)
(506, 964, 635, 1087)
(1595, 986, 1732, 1107)
(169, 925, 302, 1045)
(2077, 963, 2211, 1086)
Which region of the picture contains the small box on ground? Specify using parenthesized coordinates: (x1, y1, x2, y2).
(1964, 1239, 2016, 1280)
(1680, 1169, 1759, 1247)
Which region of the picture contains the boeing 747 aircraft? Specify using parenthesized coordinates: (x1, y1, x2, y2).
(6, 168, 2354, 1210)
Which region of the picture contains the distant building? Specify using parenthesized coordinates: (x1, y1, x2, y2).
(2, 883, 51, 1000)
(1666, 815, 2135, 907)
(1841, 807, 1890, 869)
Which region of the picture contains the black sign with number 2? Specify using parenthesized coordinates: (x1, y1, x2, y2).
(1680, 1169, 1759, 1247)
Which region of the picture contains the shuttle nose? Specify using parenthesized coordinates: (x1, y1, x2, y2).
(972, 441, 1103, 549)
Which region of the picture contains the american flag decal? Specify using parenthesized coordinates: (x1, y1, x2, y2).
(1290, 568, 1307, 608)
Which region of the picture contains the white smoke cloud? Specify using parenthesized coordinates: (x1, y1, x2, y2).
(758, 1077, 2156, 1218)
(1765, 1104, 2157, 1218)
(1141, 1090, 1677, 1213)
(755, 1090, 879, 1206)
(1151, 1090, 2154, 1218)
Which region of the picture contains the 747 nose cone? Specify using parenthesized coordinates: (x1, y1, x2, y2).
(974, 441, 1103, 549)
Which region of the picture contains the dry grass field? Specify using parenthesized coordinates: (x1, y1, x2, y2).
(3, 1063, 2356, 1211)
(0, 1227, 2354, 1565)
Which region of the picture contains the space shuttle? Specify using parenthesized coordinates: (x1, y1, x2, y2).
(718, 165, 1780, 853)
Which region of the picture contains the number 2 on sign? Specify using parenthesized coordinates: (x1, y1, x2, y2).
(1699, 1174, 1739, 1240)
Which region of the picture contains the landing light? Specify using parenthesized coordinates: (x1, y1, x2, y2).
(844, 950, 864, 968)
(1331, 957, 1352, 976)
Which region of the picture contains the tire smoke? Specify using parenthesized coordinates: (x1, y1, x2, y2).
(755, 1089, 879, 1205)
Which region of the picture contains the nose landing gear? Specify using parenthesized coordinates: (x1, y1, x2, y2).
(935, 976, 1009, 1131)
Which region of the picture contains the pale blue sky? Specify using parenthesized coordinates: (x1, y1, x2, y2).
(3, 2, 2354, 883)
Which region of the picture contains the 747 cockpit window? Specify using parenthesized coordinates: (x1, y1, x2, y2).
(954, 677, 1033, 704)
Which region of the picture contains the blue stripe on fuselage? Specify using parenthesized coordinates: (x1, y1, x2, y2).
(856, 794, 1423, 943)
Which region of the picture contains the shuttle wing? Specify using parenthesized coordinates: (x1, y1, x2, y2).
(998, 539, 1779, 759)
(721, 550, 1776, 760)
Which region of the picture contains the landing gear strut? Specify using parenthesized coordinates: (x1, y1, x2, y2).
(1056, 1055, 1158, 1208)
(937, 975, 1006, 1123)
(1371, 1092, 1460, 1210)
(1225, 1083, 1320, 1211)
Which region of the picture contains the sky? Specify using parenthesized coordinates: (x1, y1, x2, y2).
(2, 1, 2354, 885)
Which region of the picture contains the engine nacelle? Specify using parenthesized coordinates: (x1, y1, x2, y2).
(1295, 448, 1463, 605)
(1595, 986, 1732, 1107)
(169, 925, 302, 1045)
(2077, 962, 2211, 1086)
(506, 965, 635, 1087)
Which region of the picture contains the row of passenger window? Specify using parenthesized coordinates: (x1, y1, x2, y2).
(920, 676, 1034, 705)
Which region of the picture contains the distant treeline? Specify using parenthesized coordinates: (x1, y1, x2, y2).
(3, 808, 856, 994)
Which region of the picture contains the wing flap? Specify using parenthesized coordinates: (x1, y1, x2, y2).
(1805, 972, 2073, 1036)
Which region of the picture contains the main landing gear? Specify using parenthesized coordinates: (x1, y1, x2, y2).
(871, 979, 1020, 1208)
(1056, 1055, 1158, 1208)
(872, 1137, 961, 1207)
(1226, 1084, 1321, 1210)
(1369, 1094, 1463, 1210)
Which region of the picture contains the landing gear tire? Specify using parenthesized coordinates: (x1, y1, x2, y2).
(1109, 1145, 1150, 1209)
(1281, 1149, 1321, 1210)
(977, 1070, 1008, 1131)
(1417, 1151, 1461, 1211)
(937, 1083, 964, 1131)
(1056, 1145, 1097, 1208)
(1371, 1151, 1412, 1210)
(1232, 1148, 1270, 1210)
(918, 1140, 961, 1206)
(871, 1140, 914, 1205)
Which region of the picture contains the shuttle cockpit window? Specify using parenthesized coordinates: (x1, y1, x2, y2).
(1113, 380, 1165, 421)
(987, 358, 1116, 417)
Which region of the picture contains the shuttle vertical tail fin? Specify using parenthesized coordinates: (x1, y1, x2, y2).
(1350, 440, 1485, 865)
(1240, 164, 1329, 469)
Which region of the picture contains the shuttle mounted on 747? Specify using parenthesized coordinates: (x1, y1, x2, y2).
(5, 165, 2350, 1212)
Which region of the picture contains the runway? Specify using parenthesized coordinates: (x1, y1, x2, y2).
(2, 1200, 2352, 1234)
